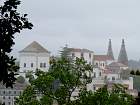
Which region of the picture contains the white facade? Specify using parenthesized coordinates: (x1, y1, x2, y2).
(19, 41, 50, 77)
(69, 48, 94, 65)
(19, 53, 50, 72)
(87, 54, 134, 94)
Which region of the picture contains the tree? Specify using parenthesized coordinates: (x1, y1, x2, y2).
(60, 45, 71, 59)
(15, 86, 39, 105)
(16, 57, 93, 105)
(16, 56, 134, 105)
(17, 76, 25, 83)
(77, 85, 134, 105)
(130, 70, 135, 75)
(136, 70, 140, 75)
(0, 0, 33, 87)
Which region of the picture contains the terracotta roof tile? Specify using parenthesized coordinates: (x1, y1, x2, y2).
(94, 55, 113, 61)
(108, 62, 127, 67)
(68, 48, 94, 53)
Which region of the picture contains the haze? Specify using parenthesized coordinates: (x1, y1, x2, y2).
(12, 0, 140, 60)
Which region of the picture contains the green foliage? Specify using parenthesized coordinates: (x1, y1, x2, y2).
(130, 70, 135, 75)
(17, 76, 25, 83)
(26, 71, 35, 83)
(60, 45, 71, 60)
(77, 85, 134, 105)
(0, 0, 33, 87)
(16, 57, 134, 105)
(16, 57, 93, 105)
(15, 86, 39, 105)
(136, 70, 140, 75)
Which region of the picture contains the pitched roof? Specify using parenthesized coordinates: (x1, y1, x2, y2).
(19, 41, 50, 53)
(94, 55, 113, 61)
(68, 48, 94, 53)
(108, 62, 127, 67)
(0, 76, 28, 90)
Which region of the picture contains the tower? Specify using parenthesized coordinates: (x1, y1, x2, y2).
(118, 39, 128, 65)
(107, 39, 114, 60)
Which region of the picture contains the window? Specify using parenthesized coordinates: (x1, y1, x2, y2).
(112, 77, 115, 80)
(8, 96, 10, 99)
(20, 91, 22, 95)
(93, 85, 96, 90)
(14, 91, 16, 94)
(8, 102, 11, 105)
(96, 63, 98, 66)
(81, 52, 84, 58)
(89, 61, 91, 65)
(89, 53, 91, 58)
(3, 91, 5, 94)
(9, 91, 11, 94)
(102, 63, 105, 67)
(99, 72, 101, 76)
(44, 63, 46, 68)
(31, 63, 33, 67)
(93, 72, 96, 78)
(40, 63, 46, 68)
(24, 63, 26, 67)
(40, 63, 43, 68)
(72, 53, 75, 57)
(3, 96, 5, 99)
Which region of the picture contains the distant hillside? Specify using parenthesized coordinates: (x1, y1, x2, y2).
(128, 60, 140, 70)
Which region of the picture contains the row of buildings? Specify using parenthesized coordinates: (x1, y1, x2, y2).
(0, 39, 137, 105)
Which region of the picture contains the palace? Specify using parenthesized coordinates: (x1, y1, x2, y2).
(0, 39, 137, 105)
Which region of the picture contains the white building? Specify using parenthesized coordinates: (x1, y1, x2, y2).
(19, 41, 50, 77)
(87, 39, 134, 94)
(68, 48, 94, 65)
(0, 76, 28, 105)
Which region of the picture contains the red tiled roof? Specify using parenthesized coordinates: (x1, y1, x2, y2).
(94, 55, 113, 61)
(68, 48, 94, 53)
(108, 62, 127, 67)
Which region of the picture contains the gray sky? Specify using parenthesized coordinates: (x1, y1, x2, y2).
(12, 0, 140, 60)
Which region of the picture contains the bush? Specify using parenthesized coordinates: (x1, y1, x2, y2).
(130, 70, 135, 75)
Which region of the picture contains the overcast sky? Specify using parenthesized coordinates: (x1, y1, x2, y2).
(12, 0, 140, 60)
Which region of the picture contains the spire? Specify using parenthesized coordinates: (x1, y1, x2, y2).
(107, 39, 114, 60)
(118, 39, 128, 65)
